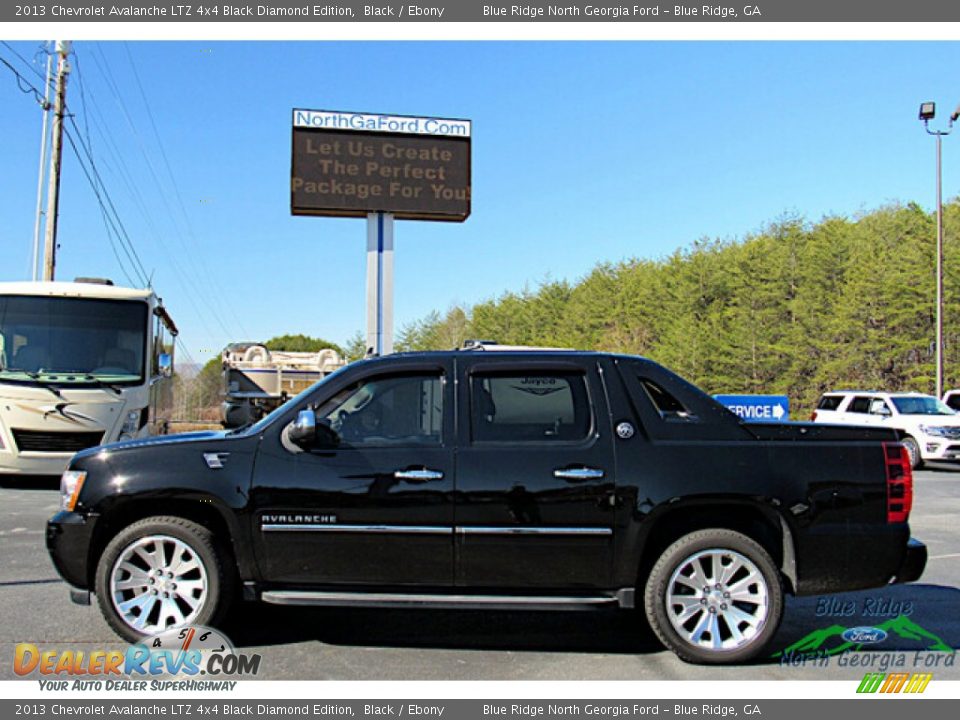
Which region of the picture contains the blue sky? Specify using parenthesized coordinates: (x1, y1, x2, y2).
(1, 41, 958, 364)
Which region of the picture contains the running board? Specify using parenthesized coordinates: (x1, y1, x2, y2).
(261, 588, 635, 611)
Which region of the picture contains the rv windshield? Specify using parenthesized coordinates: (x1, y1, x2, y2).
(0, 295, 148, 384)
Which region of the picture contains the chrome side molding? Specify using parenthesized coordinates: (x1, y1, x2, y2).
(456, 526, 612, 536)
(261, 524, 451, 534)
(261, 589, 632, 610)
(261, 524, 612, 536)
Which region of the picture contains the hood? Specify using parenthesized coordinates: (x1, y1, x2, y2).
(73, 429, 228, 460)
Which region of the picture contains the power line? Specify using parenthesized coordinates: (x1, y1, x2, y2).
(2, 48, 143, 288)
(80, 104, 225, 342)
(0, 41, 48, 84)
(175, 337, 199, 369)
(89, 43, 241, 341)
(0, 54, 49, 108)
(121, 42, 253, 340)
(70, 47, 95, 167)
(61, 123, 139, 285)
(65, 43, 226, 347)
(62, 125, 148, 286)
(4, 43, 209, 368)
(63, 115, 151, 284)
(64, 118, 209, 368)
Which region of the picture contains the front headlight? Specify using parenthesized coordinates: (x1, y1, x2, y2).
(60, 470, 87, 511)
(918, 425, 952, 438)
(121, 410, 141, 436)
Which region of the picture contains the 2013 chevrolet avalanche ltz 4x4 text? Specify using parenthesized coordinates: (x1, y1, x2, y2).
(47, 346, 926, 664)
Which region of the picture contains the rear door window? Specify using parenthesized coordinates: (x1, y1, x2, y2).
(470, 372, 591, 443)
(848, 396, 873, 413)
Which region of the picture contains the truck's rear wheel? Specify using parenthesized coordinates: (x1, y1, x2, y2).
(643, 529, 783, 664)
(95, 516, 233, 643)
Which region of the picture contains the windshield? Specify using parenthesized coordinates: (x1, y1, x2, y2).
(0, 295, 148, 384)
(891, 396, 956, 416)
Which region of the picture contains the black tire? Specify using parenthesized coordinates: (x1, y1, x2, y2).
(901, 436, 924, 470)
(94, 516, 235, 643)
(643, 528, 784, 665)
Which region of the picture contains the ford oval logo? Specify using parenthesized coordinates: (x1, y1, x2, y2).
(842, 627, 888, 644)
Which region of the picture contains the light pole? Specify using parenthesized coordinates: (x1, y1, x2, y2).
(919, 101, 959, 399)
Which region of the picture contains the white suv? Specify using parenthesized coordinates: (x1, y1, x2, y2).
(943, 390, 960, 412)
(812, 391, 960, 468)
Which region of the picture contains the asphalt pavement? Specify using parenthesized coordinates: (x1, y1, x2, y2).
(1, 467, 957, 681)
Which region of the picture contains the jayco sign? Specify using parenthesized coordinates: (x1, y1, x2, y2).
(714, 394, 790, 423)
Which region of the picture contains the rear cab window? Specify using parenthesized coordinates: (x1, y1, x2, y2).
(640, 378, 698, 423)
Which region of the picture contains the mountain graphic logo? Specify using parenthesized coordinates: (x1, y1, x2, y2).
(775, 615, 953, 658)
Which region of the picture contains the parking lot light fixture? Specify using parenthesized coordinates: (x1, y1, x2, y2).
(920, 101, 957, 399)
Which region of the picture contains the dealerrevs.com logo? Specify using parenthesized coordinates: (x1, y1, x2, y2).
(14, 626, 261, 691)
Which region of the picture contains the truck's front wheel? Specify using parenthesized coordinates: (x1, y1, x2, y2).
(95, 516, 233, 643)
(643, 529, 783, 664)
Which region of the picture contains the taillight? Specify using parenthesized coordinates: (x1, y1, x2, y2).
(883, 442, 913, 523)
(810, 411, 818, 421)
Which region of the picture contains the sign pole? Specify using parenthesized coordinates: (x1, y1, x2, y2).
(365, 212, 394, 356)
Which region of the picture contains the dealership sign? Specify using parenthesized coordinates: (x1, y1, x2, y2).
(291, 109, 471, 221)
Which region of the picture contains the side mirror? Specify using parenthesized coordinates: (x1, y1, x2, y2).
(288, 409, 316, 448)
(870, 401, 891, 417)
(157, 353, 173, 378)
(288, 409, 340, 450)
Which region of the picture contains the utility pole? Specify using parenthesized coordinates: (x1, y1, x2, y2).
(42, 40, 71, 282)
(31, 44, 53, 281)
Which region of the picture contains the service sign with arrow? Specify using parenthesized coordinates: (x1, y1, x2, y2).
(714, 394, 790, 423)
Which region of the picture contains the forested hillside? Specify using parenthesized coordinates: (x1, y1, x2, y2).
(396, 200, 960, 415)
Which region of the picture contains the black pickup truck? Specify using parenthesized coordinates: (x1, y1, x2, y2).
(47, 346, 926, 664)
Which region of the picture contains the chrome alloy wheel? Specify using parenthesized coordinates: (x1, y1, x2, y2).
(109, 534, 209, 634)
(665, 548, 770, 652)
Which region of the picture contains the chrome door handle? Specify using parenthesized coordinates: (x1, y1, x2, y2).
(553, 467, 605, 481)
(394, 468, 444, 482)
